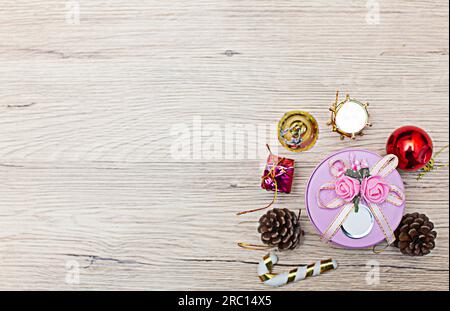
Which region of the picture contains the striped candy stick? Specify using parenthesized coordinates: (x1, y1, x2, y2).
(257, 252, 337, 287)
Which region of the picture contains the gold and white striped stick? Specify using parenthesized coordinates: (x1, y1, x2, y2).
(257, 252, 337, 287)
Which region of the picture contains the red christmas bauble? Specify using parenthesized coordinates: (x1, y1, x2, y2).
(386, 126, 433, 171)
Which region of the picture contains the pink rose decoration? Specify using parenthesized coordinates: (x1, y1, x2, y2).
(361, 175, 390, 204)
(335, 176, 360, 202)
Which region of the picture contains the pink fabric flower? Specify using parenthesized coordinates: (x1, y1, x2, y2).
(361, 175, 390, 204)
(351, 160, 360, 171)
(335, 176, 360, 202)
(349, 153, 360, 171)
(360, 159, 369, 169)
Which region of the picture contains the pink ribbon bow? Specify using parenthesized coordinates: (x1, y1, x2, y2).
(317, 154, 405, 245)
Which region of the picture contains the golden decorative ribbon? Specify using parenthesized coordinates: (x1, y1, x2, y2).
(236, 144, 294, 250)
(236, 242, 271, 251)
(417, 144, 449, 180)
(236, 145, 282, 216)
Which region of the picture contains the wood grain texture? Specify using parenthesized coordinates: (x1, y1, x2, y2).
(0, 0, 448, 290)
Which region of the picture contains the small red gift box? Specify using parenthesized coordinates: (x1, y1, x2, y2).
(261, 154, 295, 194)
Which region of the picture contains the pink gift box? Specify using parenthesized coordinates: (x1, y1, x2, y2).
(261, 154, 295, 194)
(305, 149, 406, 249)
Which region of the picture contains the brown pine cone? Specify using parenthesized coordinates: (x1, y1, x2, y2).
(258, 208, 303, 251)
(394, 212, 437, 256)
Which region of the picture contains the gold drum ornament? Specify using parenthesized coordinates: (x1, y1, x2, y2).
(278, 110, 319, 152)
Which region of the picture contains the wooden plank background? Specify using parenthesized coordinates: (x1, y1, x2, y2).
(0, 0, 448, 291)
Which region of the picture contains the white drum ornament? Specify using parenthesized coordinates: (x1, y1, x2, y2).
(328, 91, 371, 140)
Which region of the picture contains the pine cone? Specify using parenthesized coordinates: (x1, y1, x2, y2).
(258, 208, 303, 251)
(394, 212, 437, 256)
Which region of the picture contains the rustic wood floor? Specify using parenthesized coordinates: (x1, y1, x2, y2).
(0, 1, 448, 290)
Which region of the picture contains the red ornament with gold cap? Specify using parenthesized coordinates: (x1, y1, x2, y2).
(386, 126, 433, 171)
